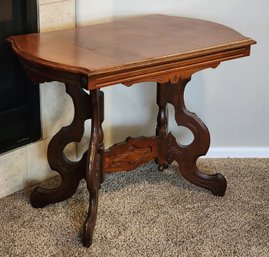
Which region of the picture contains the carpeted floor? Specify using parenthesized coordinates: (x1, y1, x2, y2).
(0, 159, 268, 257)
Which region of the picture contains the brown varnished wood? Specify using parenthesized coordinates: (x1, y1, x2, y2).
(8, 15, 255, 89)
(8, 15, 255, 247)
(156, 83, 169, 170)
(163, 79, 227, 196)
(98, 91, 105, 184)
(18, 57, 87, 87)
(104, 137, 158, 173)
(31, 83, 91, 208)
(83, 89, 103, 247)
(95, 47, 247, 88)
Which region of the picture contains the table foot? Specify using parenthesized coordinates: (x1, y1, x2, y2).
(166, 133, 227, 196)
(157, 163, 169, 171)
(83, 188, 98, 248)
(83, 89, 103, 247)
(30, 83, 91, 208)
(30, 165, 83, 208)
(160, 79, 227, 196)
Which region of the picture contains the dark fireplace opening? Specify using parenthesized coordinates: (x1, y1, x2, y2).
(0, 0, 41, 154)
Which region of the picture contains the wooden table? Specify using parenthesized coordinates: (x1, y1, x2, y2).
(8, 14, 255, 247)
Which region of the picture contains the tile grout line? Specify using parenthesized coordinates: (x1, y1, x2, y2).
(40, 0, 71, 7)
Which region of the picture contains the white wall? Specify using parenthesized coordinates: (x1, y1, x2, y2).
(76, 0, 269, 154)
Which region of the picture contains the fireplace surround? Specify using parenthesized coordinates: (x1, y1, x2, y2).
(0, 0, 76, 198)
(0, 0, 40, 154)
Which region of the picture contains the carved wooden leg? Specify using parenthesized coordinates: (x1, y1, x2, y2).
(161, 78, 227, 196)
(98, 91, 105, 185)
(83, 89, 103, 247)
(156, 83, 169, 171)
(30, 83, 91, 208)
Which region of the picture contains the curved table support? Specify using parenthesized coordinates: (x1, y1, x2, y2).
(30, 84, 105, 247)
(30, 77, 226, 249)
(83, 89, 103, 247)
(158, 79, 227, 196)
(30, 83, 91, 208)
(156, 83, 169, 171)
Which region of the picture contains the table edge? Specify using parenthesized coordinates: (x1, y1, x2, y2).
(8, 35, 256, 90)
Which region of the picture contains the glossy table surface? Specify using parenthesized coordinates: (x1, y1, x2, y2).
(9, 14, 255, 89)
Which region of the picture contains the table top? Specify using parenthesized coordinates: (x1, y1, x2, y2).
(9, 14, 255, 89)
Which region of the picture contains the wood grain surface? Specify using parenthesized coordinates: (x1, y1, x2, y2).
(8, 14, 255, 89)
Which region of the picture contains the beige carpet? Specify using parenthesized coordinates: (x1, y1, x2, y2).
(0, 159, 268, 257)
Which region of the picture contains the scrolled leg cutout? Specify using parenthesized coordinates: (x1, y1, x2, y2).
(30, 83, 91, 208)
(162, 78, 227, 196)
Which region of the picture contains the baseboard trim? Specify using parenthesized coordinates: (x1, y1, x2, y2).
(205, 147, 269, 158)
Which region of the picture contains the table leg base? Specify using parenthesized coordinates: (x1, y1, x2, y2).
(166, 133, 227, 196)
(157, 163, 169, 171)
(161, 79, 227, 196)
(30, 78, 227, 248)
(30, 83, 91, 208)
(83, 191, 97, 248)
(30, 178, 81, 208)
